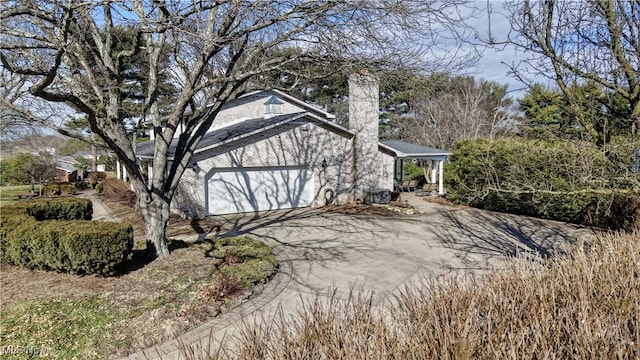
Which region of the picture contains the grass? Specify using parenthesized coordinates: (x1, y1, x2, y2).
(0, 236, 277, 359)
(0, 190, 278, 359)
(0, 297, 130, 359)
(193, 230, 639, 359)
(0, 185, 34, 207)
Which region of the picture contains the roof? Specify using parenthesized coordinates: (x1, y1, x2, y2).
(56, 161, 77, 172)
(264, 96, 284, 105)
(379, 140, 450, 159)
(186, 89, 334, 120)
(137, 112, 352, 159)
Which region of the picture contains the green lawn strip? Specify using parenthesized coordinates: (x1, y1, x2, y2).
(0, 185, 34, 207)
(0, 296, 123, 359)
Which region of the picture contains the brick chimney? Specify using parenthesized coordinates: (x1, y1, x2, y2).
(348, 72, 379, 199)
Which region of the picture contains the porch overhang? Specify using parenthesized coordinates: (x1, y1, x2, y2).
(378, 140, 451, 159)
(379, 140, 451, 195)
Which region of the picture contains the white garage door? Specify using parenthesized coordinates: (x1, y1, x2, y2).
(206, 167, 314, 215)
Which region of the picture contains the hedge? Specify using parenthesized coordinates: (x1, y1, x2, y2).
(42, 182, 76, 197)
(0, 198, 133, 276)
(446, 138, 640, 231)
(470, 189, 639, 232)
(22, 197, 92, 221)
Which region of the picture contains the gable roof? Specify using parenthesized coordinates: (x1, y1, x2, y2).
(56, 161, 77, 173)
(379, 140, 450, 159)
(137, 111, 353, 160)
(264, 95, 284, 105)
(188, 89, 335, 120)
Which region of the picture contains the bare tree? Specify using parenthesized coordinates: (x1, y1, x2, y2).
(498, 0, 640, 139)
(399, 75, 515, 150)
(1, 0, 478, 259)
(0, 69, 41, 139)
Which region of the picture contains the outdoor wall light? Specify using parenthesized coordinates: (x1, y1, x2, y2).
(192, 162, 201, 177)
(321, 158, 328, 169)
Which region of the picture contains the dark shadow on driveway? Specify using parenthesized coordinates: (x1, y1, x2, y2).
(210, 207, 392, 293)
(421, 206, 595, 270)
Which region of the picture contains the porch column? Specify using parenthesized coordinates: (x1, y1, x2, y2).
(438, 160, 444, 195)
(147, 162, 153, 187)
(393, 159, 399, 180)
(116, 158, 121, 180)
(431, 161, 437, 184)
(122, 166, 127, 182)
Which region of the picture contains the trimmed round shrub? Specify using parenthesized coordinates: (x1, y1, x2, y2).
(0, 198, 132, 276)
(21, 198, 93, 221)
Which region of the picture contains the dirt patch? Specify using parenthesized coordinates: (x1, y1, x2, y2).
(322, 201, 416, 216)
(0, 264, 112, 310)
(100, 197, 224, 240)
(422, 195, 465, 208)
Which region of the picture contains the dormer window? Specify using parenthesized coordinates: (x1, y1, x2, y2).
(264, 96, 284, 118)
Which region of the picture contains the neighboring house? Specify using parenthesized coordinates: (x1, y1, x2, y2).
(55, 158, 78, 183)
(71, 150, 109, 174)
(135, 73, 450, 217)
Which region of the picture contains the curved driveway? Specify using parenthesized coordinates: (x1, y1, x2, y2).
(124, 197, 594, 359)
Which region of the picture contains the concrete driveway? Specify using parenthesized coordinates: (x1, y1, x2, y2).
(125, 196, 595, 359)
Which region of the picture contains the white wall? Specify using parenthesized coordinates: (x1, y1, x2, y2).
(172, 93, 308, 139)
(172, 121, 354, 216)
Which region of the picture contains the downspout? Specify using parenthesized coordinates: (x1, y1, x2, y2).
(351, 135, 358, 202)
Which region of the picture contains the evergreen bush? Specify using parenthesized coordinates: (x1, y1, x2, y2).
(0, 198, 133, 276)
(447, 138, 639, 231)
(21, 198, 93, 220)
(42, 182, 76, 196)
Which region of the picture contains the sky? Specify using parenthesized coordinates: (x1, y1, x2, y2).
(457, 1, 542, 99)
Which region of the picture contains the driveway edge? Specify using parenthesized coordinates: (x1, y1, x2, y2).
(123, 246, 293, 359)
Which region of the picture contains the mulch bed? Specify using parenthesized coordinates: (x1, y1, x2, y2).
(322, 201, 416, 216)
(100, 197, 225, 239)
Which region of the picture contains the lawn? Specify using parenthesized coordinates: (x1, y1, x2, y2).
(0, 185, 35, 207)
(0, 193, 278, 359)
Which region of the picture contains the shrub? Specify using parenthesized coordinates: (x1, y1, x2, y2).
(21, 197, 93, 221)
(446, 138, 640, 230)
(0, 198, 133, 276)
(74, 181, 89, 190)
(87, 171, 107, 185)
(98, 178, 136, 206)
(473, 189, 639, 231)
(42, 182, 76, 196)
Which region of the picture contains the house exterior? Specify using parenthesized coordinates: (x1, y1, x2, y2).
(135, 73, 450, 217)
(55, 160, 78, 183)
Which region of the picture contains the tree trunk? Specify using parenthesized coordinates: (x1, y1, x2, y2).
(91, 143, 97, 172)
(140, 192, 171, 259)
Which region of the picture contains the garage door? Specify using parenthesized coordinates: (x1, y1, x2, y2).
(206, 167, 314, 215)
